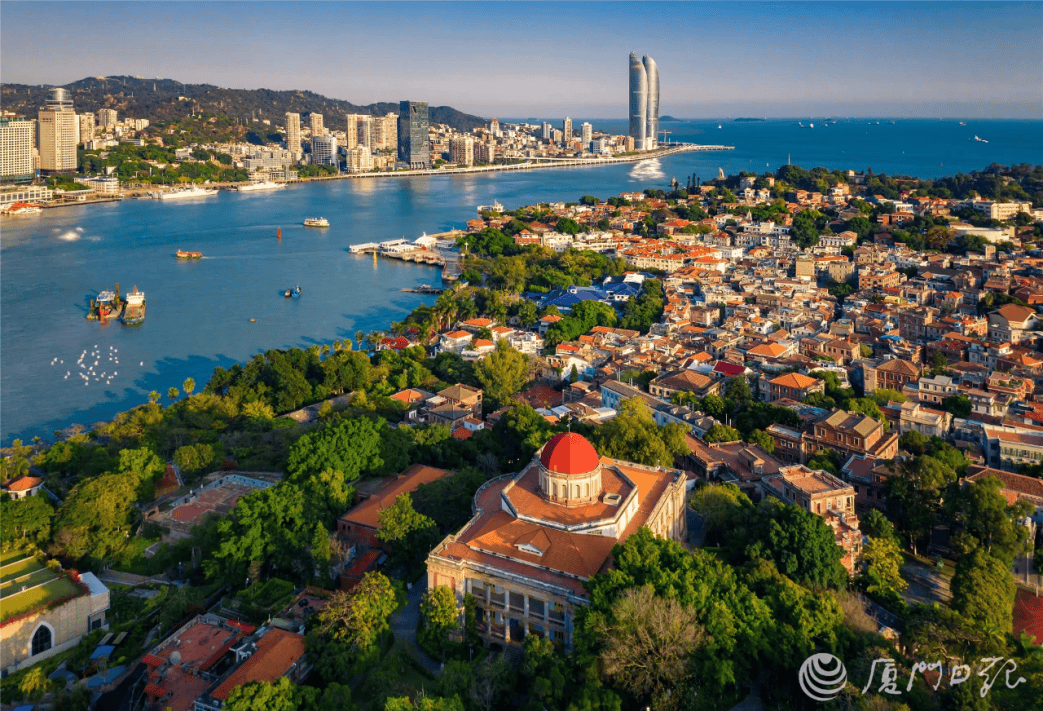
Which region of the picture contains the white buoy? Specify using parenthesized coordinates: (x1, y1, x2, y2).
(140, 362, 143, 366)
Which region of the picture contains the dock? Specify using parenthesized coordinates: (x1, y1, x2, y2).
(400, 285, 446, 295)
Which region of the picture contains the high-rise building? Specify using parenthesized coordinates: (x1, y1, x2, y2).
(309, 113, 324, 137)
(0, 118, 36, 183)
(346, 146, 373, 172)
(450, 136, 474, 167)
(378, 113, 397, 151)
(97, 108, 117, 129)
(356, 115, 373, 150)
(285, 113, 301, 156)
(581, 122, 592, 149)
(78, 113, 95, 144)
(38, 88, 77, 174)
(562, 117, 572, 146)
(541, 122, 552, 141)
(311, 133, 338, 166)
(489, 118, 500, 138)
(397, 101, 430, 169)
(629, 53, 660, 150)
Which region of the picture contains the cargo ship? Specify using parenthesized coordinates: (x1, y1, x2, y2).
(122, 286, 146, 325)
(87, 283, 123, 322)
(176, 250, 202, 259)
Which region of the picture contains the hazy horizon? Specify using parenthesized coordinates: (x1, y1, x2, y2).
(3, 2, 1041, 120)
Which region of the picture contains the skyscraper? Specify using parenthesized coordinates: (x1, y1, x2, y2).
(562, 117, 572, 146)
(285, 113, 301, 156)
(78, 113, 95, 145)
(541, 122, 552, 141)
(97, 108, 117, 129)
(581, 122, 592, 150)
(629, 53, 660, 150)
(311, 133, 338, 166)
(356, 115, 373, 150)
(1, 118, 35, 183)
(489, 118, 500, 138)
(450, 136, 474, 167)
(310, 113, 324, 137)
(398, 101, 430, 169)
(38, 88, 77, 174)
(344, 114, 359, 149)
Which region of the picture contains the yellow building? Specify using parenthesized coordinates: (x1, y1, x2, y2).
(426, 432, 687, 648)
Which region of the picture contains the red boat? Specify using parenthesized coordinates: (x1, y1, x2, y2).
(176, 250, 202, 259)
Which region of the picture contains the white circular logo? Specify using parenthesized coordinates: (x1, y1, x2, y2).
(798, 653, 848, 701)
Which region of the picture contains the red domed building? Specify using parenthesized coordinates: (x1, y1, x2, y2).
(426, 431, 687, 649)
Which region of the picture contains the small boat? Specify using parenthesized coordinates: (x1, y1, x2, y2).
(176, 250, 202, 259)
(971, 135, 989, 143)
(158, 186, 217, 201)
(1, 202, 43, 215)
(284, 286, 302, 298)
(304, 217, 329, 228)
(236, 181, 285, 193)
(717, 124, 722, 129)
(122, 286, 146, 325)
(87, 284, 123, 322)
(959, 121, 967, 126)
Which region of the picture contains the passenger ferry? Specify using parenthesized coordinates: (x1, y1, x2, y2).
(237, 181, 285, 193)
(304, 217, 329, 227)
(158, 186, 218, 201)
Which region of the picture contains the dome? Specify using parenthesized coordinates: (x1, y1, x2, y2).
(540, 433, 600, 475)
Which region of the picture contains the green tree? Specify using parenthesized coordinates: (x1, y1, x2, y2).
(951, 548, 1016, 633)
(723, 376, 752, 408)
(385, 697, 465, 711)
(886, 455, 956, 555)
(174, 443, 216, 478)
(946, 475, 1032, 566)
(18, 666, 53, 701)
(183, 377, 195, 397)
(860, 508, 898, 543)
(54, 473, 138, 560)
(872, 388, 906, 406)
(316, 572, 400, 650)
(148, 390, 161, 404)
(473, 341, 530, 403)
(943, 394, 973, 419)
(860, 536, 908, 599)
(688, 483, 753, 545)
(168, 387, 179, 403)
(1, 495, 54, 549)
(746, 429, 775, 453)
(223, 678, 300, 711)
(556, 217, 581, 235)
(746, 502, 848, 589)
(703, 423, 741, 443)
(592, 398, 684, 467)
(419, 584, 460, 655)
(376, 493, 440, 567)
(286, 417, 384, 480)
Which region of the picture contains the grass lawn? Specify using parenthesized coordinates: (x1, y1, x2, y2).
(0, 557, 44, 586)
(0, 549, 33, 567)
(0, 574, 79, 621)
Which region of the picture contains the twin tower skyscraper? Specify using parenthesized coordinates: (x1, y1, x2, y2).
(628, 53, 659, 151)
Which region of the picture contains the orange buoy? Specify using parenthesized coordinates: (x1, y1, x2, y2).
(277, 227, 282, 240)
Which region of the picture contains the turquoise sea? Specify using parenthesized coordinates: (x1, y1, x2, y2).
(2, 119, 1041, 443)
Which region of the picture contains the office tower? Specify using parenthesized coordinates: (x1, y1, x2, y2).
(562, 117, 572, 146)
(309, 113, 324, 137)
(356, 115, 373, 150)
(450, 136, 474, 167)
(285, 112, 301, 155)
(97, 108, 117, 129)
(0, 118, 35, 182)
(311, 133, 338, 166)
(489, 118, 500, 137)
(78, 113, 95, 144)
(397, 101, 430, 169)
(38, 88, 77, 173)
(344, 114, 359, 149)
(581, 122, 592, 149)
(377, 113, 397, 150)
(629, 53, 660, 150)
(542, 122, 551, 141)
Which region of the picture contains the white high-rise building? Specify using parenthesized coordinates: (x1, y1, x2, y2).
(562, 117, 572, 146)
(356, 115, 373, 149)
(542, 122, 552, 141)
(97, 108, 117, 129)
(489, 118, 500, 138)
(285, 113, 301, 156)
(344, 114, 359, 149)
(450, 136, 474, 167)
(373, 113, 397, 150)
(629, 53, 660, 150)
(309, 112, 324, 137)
(311, 133, 338, 166)
(581, 122, 592, 149)
(0, 118, 36, 182)
(346, 146, 373, 172)
(78, 113, 95, 144)
(38, 89, 78, 173)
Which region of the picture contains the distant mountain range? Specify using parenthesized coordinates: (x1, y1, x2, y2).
(0, 76, 487, 133)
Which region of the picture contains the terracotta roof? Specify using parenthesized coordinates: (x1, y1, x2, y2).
(748, 343, 790, 358)
(823, 410, 881, 437)
(142, 654, 166, 667)
(966, 466, 1043, 500)
(472, 339, 494, 348)
(452, 428, 474, 440)
(876, 358, 919, 376)
(339, 465, 451, 530)
(770, 372, 819, 389)
(443, 330, 472, 339)
(995, 304, 1036, 323)
(539, 433, 600, 475)
(389, 388, 431, 404)
(463, 318, 493, 327)
(4, 476, 42, 491)
(210, 629, 305, 701)
(144, 684, 169, 698)
(1013, 587, 1043, 645)
(506, 463, 633, 525)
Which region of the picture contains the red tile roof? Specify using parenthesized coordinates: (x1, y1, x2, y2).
(210, 629, 305, 701)
(339, 465, 451, 531)
(4, 476, 42, 491)
(144, 684, 169, 698)
(540, 433, 600, 475)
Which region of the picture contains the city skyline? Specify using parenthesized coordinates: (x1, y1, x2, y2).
(2, 2, 1041, 119)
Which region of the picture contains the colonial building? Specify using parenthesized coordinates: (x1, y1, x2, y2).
(768, 372, 824, 403)
(862, 358, 920, 393)
(812, 409, 899, 460)
(337, 465, 452, 548)
(425, 433, 687, 649)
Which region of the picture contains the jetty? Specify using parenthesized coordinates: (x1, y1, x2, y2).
(400, 285, 446, 295)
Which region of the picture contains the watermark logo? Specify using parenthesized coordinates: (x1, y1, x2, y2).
(798, 653, 848, 701)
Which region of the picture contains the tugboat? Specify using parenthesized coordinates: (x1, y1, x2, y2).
(304, 217, 329, 228)
(122, 286, 146, 325)
(283, 285, 302, 299)
(176, 250, 202, 259)
(87, 283, 123, 322)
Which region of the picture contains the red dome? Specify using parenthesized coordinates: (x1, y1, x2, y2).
(539, 432, 600, 475)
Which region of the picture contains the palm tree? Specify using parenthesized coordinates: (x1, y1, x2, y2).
(355, 330, 365, 350)
(168, 387, 180, 403)
(332, 340, 343, 352)
(19, 667, 51, 700)
(183, 378, 195, 397)
(342, 338, 352, 351)
(148, 390, 161, 404)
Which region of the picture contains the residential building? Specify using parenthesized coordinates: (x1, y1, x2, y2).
(768, 372, 824, 403)
(911, 374, 957, 405)
(345, 146, 374, 172)
(812, 409, 899, 460)
(0, 118, 35, 182)
(38, 88, 77, 173)
(337, 465, 452, 547)
(858, 269, 901, 291)
(894, 401, 952, 438)
(581, 122, 592, 149)
(373, 113, 398, 150)
(355, 114, 373, 149)
(761, 465, 862, 574)
(968, 200, 1032, 221)
(2, 474, 44, 499)
(97, 108, 117, 128)
(77, 112, 95, 145)
(310, 133, 338, 166)
(450, 136, 474, 167)
(344, 114, 360, 149)
(398, 101, 431, 169)
(426, 432, 687, 648)
(309, 112, 324, 137)
(285, 112, 301, 156)
(863, 358, 920, 393)
(988, 304, 1039, 344)
(982, 425, 1043, 470)
(841, 454, 890, 512)
(648, 369, 721, 400)
(562, 117, 572, 146)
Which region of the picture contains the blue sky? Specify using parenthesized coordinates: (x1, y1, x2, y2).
(2, 2, 1040, 118)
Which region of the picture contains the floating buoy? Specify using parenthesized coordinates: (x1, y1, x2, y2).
(277, 227, 282, 240)
(249, 318, 257, 323)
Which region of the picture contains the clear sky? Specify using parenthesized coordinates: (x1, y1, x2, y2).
(2, 1, 1040, 118)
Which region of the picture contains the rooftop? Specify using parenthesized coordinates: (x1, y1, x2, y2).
(339, 465, 451, 531)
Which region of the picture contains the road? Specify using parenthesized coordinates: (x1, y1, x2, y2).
(389, 575, 443, 676)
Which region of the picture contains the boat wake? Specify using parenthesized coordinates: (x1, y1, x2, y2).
(629, 158, 664, 181)
(58, 227, 85, 241)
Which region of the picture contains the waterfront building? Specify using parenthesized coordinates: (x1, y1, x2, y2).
(309, 112, 324, 137)
(311, 133, 338, 166)
(426, 432, 687, 649)
(78, 112, 95, 145)
(398, 100, 431, 169)
(581, 122, 592, 150)
(628, 53, 659, 150)
(562, 117, 572, 146)
(0, 117, 35, 183)
(0, 184, 54, 207)
(356, 114, 373, 150)
(37, 88, 77, 174)
(450, 136, 474, 167)
(346, 146, 373, 172)
(97, 108, 117, 129)
(373, 113, 398, 150)
(489, 118, 500, 137)
(344, 114, 359, 149)
(285, 112, 301, 156)
(242, 148, 295, 172)
(542, 122, 552, 141)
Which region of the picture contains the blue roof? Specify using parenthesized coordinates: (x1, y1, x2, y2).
(90, 645, 116, 661)
(86, 665, 125, 689)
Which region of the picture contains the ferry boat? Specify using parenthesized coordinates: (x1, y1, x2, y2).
(87, 284, 123, 322)
(176, 250, 203, 259)
(122, 286, 146, 325)
(1, 202, 43, 215)
(237, 181, 285, 193)
(158, 186, 218, 201)
(304, 217, 329, 227)
(972, 135, 989, 143)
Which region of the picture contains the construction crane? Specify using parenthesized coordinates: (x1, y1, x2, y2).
(658, 129, 672, 145)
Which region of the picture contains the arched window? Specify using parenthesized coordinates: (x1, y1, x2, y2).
(31, 625, 52, 656)
(575, 485, 580, 498)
